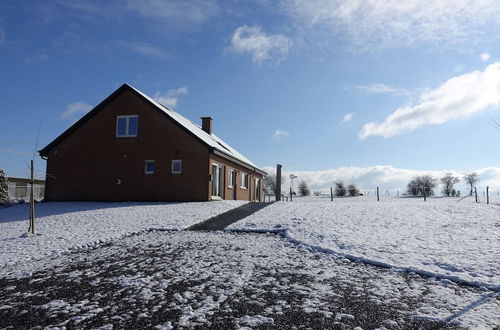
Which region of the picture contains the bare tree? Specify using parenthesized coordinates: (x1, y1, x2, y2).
(264, 174, 285, 194)
(334, 180, 346, 197)
(463, 172, 479, 196)
(440, 173, 460, 197)
(298, 180, 310, 196)
(0, 169, 8, 203)
(407, 175, 437, 196)
(347, 184, 360, 197)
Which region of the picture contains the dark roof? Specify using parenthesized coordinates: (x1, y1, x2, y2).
(39, 83, 266, 175)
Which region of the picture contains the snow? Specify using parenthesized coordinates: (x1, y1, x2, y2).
(0, 200, 245, 277)
(228, 196, 500, 290)
(1, 230, 496, 328)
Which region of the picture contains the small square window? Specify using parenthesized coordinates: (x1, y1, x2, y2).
(145, 160, 155, 174)
(116, 115, 138, 137)
(172, 160, 182, 174)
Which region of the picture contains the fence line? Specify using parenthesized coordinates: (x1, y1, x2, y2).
(7, 183, 44, 201)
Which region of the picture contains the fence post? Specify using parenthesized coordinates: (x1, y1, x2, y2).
(330, 187, 333, 201)
(423, 190, 426, 201)
(475, 187, 478, 202)
(290, 187, 293, 202)
(487, 186, 489, 204)
(376, 186, 379, 201)
(276, 164, 282, 201)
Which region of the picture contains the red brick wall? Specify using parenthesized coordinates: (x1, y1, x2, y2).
(45, 90, 210, 201)
(209, 154, 264, 202)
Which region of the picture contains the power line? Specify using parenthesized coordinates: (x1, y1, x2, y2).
(0, 147, 31, 156)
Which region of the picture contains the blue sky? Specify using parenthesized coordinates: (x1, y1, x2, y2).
(2, 0, 500, 190)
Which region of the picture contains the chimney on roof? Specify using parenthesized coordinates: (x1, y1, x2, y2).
(201, 117, 213, 135)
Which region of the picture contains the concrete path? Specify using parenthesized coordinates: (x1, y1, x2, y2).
(187, 202, 273, 231)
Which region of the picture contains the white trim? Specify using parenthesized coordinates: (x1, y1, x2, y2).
(144, 160, 155, 174)
(116, 115, 138, 138)
(171, 159, 182, 174)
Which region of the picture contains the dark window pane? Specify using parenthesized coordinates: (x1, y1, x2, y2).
(128, 117, 138, 136)
(146, 161, 155, 173)
(117, 117, 127, 136)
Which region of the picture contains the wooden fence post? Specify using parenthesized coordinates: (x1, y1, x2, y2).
(376, 186, 379, 201)
(330, 187, 333, 201)
(475, 187, 478, 202)
(487, 186, 489, 204)
(290, 187, 293, 202)
(423, 190, 426, 201)
(28, 159, 35, 235)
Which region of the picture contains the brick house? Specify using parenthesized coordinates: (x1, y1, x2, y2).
(39, 83, 266, 202)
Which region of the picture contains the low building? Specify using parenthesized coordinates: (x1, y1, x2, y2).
(39, 83, 266, 202)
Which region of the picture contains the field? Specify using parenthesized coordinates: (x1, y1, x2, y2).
(0, 197, 499, 328)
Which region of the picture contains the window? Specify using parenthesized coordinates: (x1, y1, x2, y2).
(116, 115, 138, 137)
(240, 173, 248, 189)
(172, 160, 182, 174)
(228, 169, 236, 188)
(144, 160, 155, 174)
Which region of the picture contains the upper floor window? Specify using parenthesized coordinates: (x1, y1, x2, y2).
(172, 160, 182, 174)
(116, 115, 138, 137)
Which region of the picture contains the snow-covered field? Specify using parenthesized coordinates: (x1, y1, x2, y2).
(0, 201, 246, 277)
(228, 196, 500, 290)
(1, 231, 497, 329)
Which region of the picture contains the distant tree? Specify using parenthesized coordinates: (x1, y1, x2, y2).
(334, 180, 346, 197)
(463, 172, 479, 196)
(298, 180, 310, 196)
(263, 174, 285, 194)
(440, 173, 460, 197)
(407, 175, 437, 196)
(0, 169, 8, 203)
(347, 184, 360, 197)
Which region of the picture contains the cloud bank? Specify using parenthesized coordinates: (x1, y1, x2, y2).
(263, 165, 500, 193)
(359, 63, 500, 139)
(230, 25, 292, 65)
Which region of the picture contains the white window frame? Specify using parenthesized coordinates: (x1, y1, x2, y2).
(171, 160, 182, 174)
(240, 172, 248, 189)
(116, 115, 138, 138)
(144, 160, 155, 175)
(228, 169, 236, 188)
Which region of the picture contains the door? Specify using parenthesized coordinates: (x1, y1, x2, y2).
(211, 164, 224, 199)
(230, 169, 237, 200)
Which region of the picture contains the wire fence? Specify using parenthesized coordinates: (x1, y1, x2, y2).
(7, 183, 45, 201)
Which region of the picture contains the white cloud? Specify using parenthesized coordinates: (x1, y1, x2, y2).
(230, 25, 292, 65)
(127, 0, 219, 27)
(480, 52, 491, 62)
(272, 129, 289, 140)
(359, 63, 500, 139)
(154, 86, 188, 108)
(341, 112, 353, 123)
(62, 101, 93, 120)
(282, 0, 500, 49)
(117, 41, 169, 59)
(262, 165, 500, 192)
(357, 83, 411, 96)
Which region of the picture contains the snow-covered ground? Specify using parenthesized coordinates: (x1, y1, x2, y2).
(1, 231, 497, 329)
(228, 196, 500, 290)
(0, 201, 246, 277)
